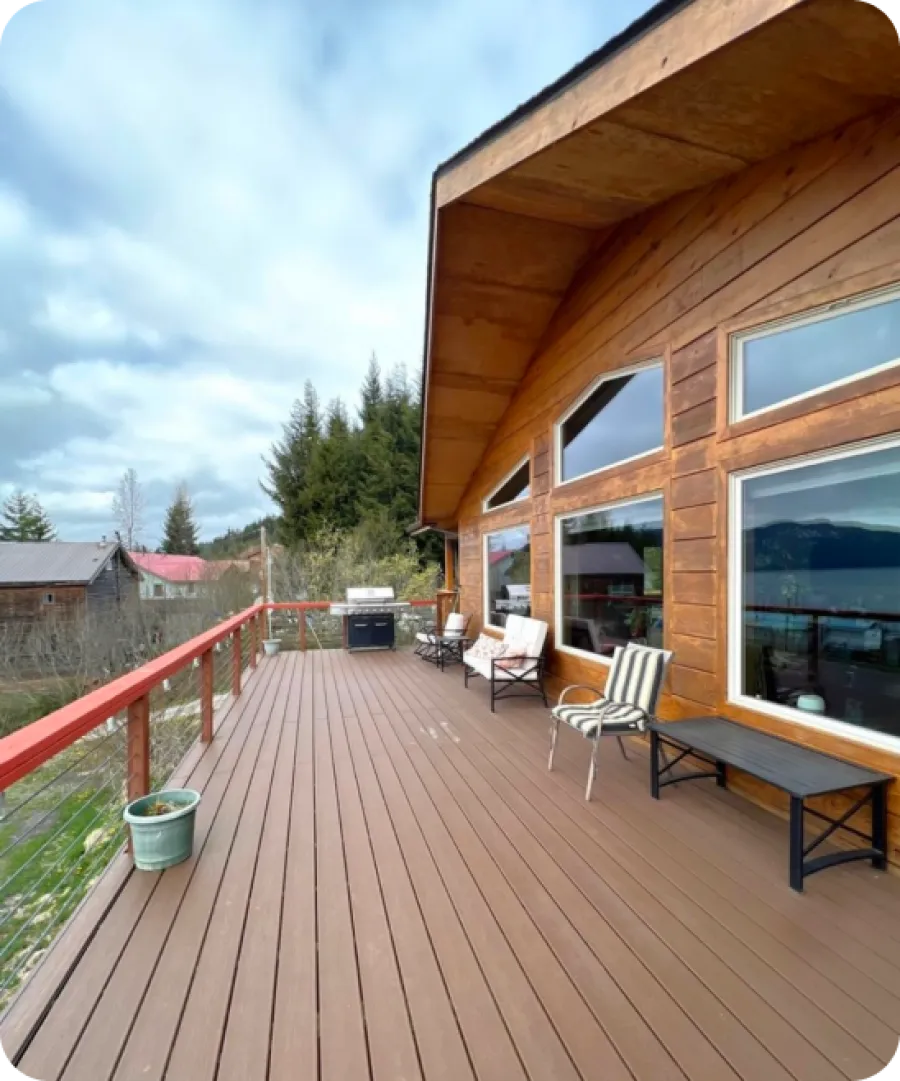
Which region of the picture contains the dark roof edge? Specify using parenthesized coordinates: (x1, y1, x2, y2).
(416, 174, 439, 524)
(434, 0, 694, 181)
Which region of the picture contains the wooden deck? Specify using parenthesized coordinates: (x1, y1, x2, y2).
(4, 649, 900, 1081)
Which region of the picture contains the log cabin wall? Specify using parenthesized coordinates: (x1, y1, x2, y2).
(453, 104, 900, 864)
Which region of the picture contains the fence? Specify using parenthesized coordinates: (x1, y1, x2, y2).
(0, 596, 438, 1010)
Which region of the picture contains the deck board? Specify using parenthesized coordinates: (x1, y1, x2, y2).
(4, 649, 900, 1081)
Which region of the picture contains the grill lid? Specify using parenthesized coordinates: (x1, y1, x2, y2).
(346, 586, 395, 603)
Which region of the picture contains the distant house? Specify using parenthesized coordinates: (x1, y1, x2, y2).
(129, 553, 210, 600)
(0, 541, 140, 627)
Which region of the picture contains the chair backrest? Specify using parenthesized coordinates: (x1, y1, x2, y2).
(444, 612, 470, 638)
(506, 616, 548, 659)
(605, 644, 673, 715)
(503, 614, 526, 644)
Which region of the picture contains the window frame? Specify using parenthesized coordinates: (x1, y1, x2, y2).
(482, 455, 531, 514)
(554, 357, 665, 489)
(727, 431, 900, 756)
(554, 491, 665, 668)
(730, 282, 900, 424)
(483, 523, 532, 633)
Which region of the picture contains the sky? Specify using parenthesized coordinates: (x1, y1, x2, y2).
(0, 0, 655, 547)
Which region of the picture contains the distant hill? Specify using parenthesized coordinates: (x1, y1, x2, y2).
(199, 516, 279, 559)
(749, 521, 900, 571)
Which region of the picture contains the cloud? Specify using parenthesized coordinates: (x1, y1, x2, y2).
(0, 0, 655, 542)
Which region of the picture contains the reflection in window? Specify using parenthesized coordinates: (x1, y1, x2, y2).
(737, 442, 900, 740)
(559, 362, 664, 483)
(485, 526, 531, 628)
(485, 460, 530, 511)
(559, 496, 664, 659)
(735, 287, 900, 418)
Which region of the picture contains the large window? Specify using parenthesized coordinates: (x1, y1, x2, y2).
(484, 526, 531, 629)
(484, 458, 530, 512)
(732, 285, 900, 420)
(730, 438, 900, 746)
(557, 360, 664, 484)
(557, 495, 664, 661)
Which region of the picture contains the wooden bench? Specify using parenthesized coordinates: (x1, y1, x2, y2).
(647, 716, 892, 892)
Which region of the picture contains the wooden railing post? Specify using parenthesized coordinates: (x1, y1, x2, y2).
(127, 694, 150, 802)
(200, 649, 214, 742)
(232, 628, 242, 697)
(299, 606, 307, 652)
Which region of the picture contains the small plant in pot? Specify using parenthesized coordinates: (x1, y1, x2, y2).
(124, 789, 201, 871)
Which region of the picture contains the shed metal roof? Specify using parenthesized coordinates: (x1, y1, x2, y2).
(0, 542, 132, 586)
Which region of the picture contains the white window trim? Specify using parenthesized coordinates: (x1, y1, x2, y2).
(483, 523, 531, 633)
(482, 455, 531, 514)
(554, 491, 664, 668)
(727, 432, 900, 757)
(554, 357, 665, 489)
(730, 282, 900, 424)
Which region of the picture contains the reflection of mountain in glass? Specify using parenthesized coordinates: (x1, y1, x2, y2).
(745, 521, 900, 614)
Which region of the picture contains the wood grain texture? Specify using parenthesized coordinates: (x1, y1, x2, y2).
(442, 104, 900, 852)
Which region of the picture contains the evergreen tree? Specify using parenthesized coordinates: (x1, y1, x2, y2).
(359, 353, 383, 426)
(263, 380, 321, 544)
(0, 490, 56, 542)
(161, 484, 200, 555)
(305, 399, 359, 533)
(262, 356, 442, 566)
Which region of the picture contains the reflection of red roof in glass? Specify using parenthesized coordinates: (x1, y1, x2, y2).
(488, 549, 514, 565)
(129, 552, 209, 583)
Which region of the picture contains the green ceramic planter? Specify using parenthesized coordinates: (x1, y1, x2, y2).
(124, 789, 201, 871)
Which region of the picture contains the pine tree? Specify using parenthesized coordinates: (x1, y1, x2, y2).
(161, 484, 200, 555)
(359, 353, 383, 426)
(262, 380, 321, 544)
(0, 490, 56, 542)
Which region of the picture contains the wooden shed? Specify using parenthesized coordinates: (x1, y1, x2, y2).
(0, 541, 140, 629)
(416, 0, 900, 861)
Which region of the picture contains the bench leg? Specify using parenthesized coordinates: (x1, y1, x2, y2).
(650, 729, 660, 800)
(790, 796, 805, 893)
(716, 760, 727, 789)
(872, 783, 888, 871)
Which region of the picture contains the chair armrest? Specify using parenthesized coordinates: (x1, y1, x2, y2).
(558, 684, 606, 706)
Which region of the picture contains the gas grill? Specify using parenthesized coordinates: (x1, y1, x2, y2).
(329, 587, 411, 652)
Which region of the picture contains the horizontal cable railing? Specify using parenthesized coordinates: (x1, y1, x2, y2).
(0, 595, 439, 1009)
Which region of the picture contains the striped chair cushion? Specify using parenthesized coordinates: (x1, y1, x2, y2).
(605, 644, 669, 715)
(552, 698, 645, 738)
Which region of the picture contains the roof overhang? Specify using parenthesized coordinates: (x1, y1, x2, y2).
(418, 0, 900, 527)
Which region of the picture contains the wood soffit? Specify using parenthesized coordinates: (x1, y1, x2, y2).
(420, 0, 900, 526)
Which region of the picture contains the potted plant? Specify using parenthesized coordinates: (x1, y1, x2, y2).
(124, 789, 201, 871)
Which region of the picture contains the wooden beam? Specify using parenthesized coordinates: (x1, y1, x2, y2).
(232, 629, 242, 697)
(127, 695, 150, 803)
(200, 649, 214, 743)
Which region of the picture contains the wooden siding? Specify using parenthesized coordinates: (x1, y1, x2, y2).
(0, 586, 85, 626)
(453, 104, 900, 864)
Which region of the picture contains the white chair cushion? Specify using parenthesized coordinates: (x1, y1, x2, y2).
(504, 616, 548, 659)
(502, 614, 526, 644)
(443, 613, 467, 638)
(466, 634, 507, 661)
